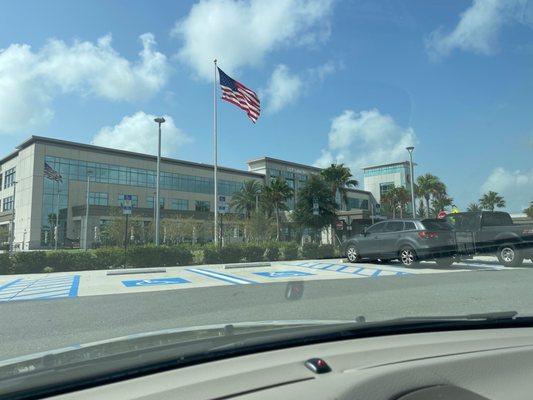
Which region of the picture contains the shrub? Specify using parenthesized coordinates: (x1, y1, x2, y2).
(264, 242, 280, 261)
(45, 251, 96, 271)
(202, 244, 244, 264)
(0, 253, 12, 275)
(92, 247, 125, 269)
(125, 246, 192, 268)
(280, 242, 299, 261)
(43, 266, 54, 273)
(11, 251, 47, 274)
(242, 244, 264, 262)
(301, 243, 321, 259)
(318, 244, 336, 259)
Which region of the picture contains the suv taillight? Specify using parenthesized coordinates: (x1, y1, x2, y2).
(418, 231, 438, 239)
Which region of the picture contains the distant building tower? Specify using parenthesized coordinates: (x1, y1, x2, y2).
(363, 161, 414, 205)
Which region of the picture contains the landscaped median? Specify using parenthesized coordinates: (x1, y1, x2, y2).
(0, 242, 340, 275)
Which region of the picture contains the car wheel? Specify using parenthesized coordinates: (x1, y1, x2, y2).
(435, 257, 454, 267)
(399, 246, 417, 267)
(497, 245, 523, 267)
(346, 245, 360, 263)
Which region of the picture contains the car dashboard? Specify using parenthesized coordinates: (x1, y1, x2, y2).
(51, 328, 533, 400)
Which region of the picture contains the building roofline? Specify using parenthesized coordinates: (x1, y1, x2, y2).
(345, 187, 372, 196)
(7, 135, 264, 178)
(247, 156, 322, 172)
(362, 161, 415, 170)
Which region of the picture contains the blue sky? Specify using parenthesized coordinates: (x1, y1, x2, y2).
(0, 0, 532, 212)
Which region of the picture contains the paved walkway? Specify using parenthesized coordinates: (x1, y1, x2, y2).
(0, 257, 529, 303)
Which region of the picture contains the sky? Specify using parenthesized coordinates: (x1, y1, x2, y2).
(0, 0, 532, 212)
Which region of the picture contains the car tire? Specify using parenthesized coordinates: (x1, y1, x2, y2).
(435, 257, 454, 267)
(399, 246, 417, 267)
(346, 244, 360, 263)
(497, 245, 523, 267)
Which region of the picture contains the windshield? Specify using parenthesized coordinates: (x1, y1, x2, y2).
(1, 0, 533, 392)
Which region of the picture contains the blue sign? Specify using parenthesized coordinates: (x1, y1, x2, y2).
(122, 277, 190, 287)
(253, 271, 313, 278)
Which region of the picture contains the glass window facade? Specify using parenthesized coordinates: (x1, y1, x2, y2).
(380, 182, 395, 198)
(363, 165, 407, 177)
(44, 156, 244, 196)
(195, 200, 210, 212)
(171, 199, 189, 211)
(147, 196, 165, 209)
(4, 167, 15, 189)
(2, 195, 14, 211)
(118, 194, 138, 207)
(346, 198, 369, 210)
(89, 192, 108, 206)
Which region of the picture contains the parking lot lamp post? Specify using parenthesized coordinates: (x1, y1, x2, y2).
(84, 171, 93, 250)
(154, 117, 165, 245)
(406, 146, 416, 218)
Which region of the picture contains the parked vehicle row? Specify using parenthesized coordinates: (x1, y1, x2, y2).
(343, 211, 533, 268)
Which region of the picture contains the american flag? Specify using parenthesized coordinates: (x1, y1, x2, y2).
(218, 67, 260, 123)
(44, 162, 63, 183)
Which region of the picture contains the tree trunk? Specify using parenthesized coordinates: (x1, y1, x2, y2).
(399, 204, 403, 218)
(275, 206, 280, 241)
(425, 196, 430, 218)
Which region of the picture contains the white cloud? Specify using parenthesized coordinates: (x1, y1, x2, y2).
(426, 0, 529, 59)
(91, 111, 191, 157)
(307, 60, 340, 81)
(481, 167, 533, 212)
(0, 33, 170, 134)
(315, 109, 417, 175)
(172, 0, 333, 80)
(264, 64, 302, 113)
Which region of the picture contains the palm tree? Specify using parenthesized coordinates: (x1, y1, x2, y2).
(479, 191, 506, 211)
(416, 174, 444, 218)
(467, 203, 482, 212)
(320, 164, 359, 210)
(262, 177, 294, 240)
(230, 180, 262, 219)
(293, 175, 336, 241)
(524, 202, 533, 219)
(416, 199, 426, 218)
(431, 194, 453, 215)
(320, 164, 358, 243)
(381, 187, 411, 218)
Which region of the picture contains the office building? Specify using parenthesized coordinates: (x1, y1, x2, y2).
(0, 136, 376, 249)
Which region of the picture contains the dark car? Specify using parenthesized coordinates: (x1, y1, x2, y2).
(445, 211, 533, 267)
(343, 219, 457, 267)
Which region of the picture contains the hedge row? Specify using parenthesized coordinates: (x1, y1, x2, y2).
(0, 242, 341, 275)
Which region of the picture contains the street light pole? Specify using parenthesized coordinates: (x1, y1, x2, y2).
(406, 146, 416, 218)
(154, 117, 165, 246)
(9, 181, 17, 253)
(84, 171, 92, 250)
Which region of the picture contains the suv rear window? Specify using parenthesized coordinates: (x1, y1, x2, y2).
(421, 220, 453, 231)
(404, 222, 416, 230)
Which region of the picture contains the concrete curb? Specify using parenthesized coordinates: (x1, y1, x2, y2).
(106, 268, 167, 276)
(224, 262, 271, 269)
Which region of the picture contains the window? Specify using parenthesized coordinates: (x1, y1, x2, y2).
(195, 200, 210, 212)
(89, 192, 108, 206)
(4, 167, 15, 189)
(118, 194, 138, 207)
(482, 212, 513, 227)
(147, 196, 165, 209)
(347, 198, 360, 210)
(0, 174, 2, 191)
(366, 222, 387, 234)
(379, 182, 394, 198)
(2, 195, 14, 212)
(385, 221, 404, 232)
(404, 222, 416, 230)
(171, 199, 189, 211)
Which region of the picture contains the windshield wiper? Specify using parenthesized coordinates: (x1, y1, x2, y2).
(354, 310, 519, 324)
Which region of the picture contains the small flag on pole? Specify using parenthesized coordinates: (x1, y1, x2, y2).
(218, 67, 260, 123)
(44, 162, 63, 183)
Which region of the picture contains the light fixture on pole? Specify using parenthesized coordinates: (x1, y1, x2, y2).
(406, 146, 416, 218)
(84, 170, 93, 250)
(154, 117, 165, 246)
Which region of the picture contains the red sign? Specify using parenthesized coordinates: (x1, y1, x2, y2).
(437, 211, 447, 219)
(335, 221, 344, 230)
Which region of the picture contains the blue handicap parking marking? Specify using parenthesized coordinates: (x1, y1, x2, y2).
(0, 275, 80, 302)
(122, 277, 190, 287)
(254, 270, 314, 278)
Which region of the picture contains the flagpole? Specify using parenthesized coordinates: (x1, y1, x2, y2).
(55, 181, 60, 250)
(213, 59, 218, 246)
